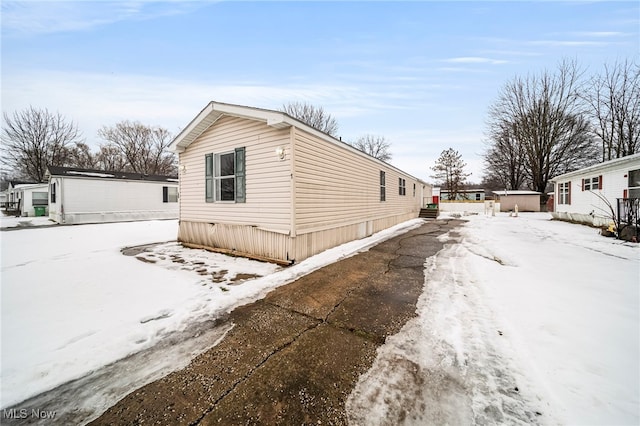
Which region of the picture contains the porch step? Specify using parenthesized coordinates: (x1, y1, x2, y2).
(419, 208, 439, 219)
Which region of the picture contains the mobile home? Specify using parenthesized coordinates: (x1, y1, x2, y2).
(171, 101, 431, 264)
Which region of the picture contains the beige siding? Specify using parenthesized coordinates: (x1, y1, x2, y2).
(178, 114, 430, 263)
(294, 128, 421, 234)
(178, 115, 292, 232)
(499, 195, 541, 212)
(292, 212, 417, 260)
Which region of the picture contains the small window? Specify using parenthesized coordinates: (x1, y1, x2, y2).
(163, 186, 178, 203)
(583, 176, 601, 191)
(50, 182, 56, 203)
(205, 148, 246, 203)
(475, 193, 481, 201)
(629, 169, 640, 199)
(380, 171, 386, 202)
(399, 178, 406, 196)
(215, 151, 236, 201)
(32, 192, 48, 206)
(413, 183, 416, 197)
(558, 182, 571, 205)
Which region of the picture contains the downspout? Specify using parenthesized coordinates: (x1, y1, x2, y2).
(60, 177, 66, 223)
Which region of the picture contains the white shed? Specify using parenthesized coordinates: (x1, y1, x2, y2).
(46, 166, 179, 224)
(492, 190, 542, 212)
(550, 153, 640, 227)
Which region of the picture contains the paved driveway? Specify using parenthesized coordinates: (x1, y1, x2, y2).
(92, 219, 462, 425)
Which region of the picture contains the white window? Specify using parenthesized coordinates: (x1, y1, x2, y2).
(32, 192, 48, 206)
(583, 176, 601, 191)
(399, 178, 406, 196)
(163, 186, 178, 203)
(629, 169, 640, 199)
(205, 147, 246, 203)
(215, 151, 236, 201)
(558, 182, 571, 205)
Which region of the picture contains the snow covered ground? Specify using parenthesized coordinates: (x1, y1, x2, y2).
(347, 212, 639, 425)
(0, 214, 56, 229)
(0, 218, 425, 411)
(2, 214, 638, 425)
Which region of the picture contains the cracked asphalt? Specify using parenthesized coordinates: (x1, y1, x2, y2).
(91, 219, 462, 425)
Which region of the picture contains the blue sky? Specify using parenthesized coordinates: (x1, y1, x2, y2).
(2, 1, 638, 183)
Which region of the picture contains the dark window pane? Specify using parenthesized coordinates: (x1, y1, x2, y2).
(629, 169, 640, 188)
(219, 153, 235, 176)
(220, 177, 235, 201)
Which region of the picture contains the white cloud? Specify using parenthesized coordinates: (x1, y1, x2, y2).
(527, 40, 609, 47)
(442, 57, 508, 65)
(569, 31, 628, 38)
(1, 1, 214, 37)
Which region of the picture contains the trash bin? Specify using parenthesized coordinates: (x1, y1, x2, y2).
(34, 206, 46, 217)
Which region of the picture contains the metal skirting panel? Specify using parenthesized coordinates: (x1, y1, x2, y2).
(178, 221, 294, 263)
(178, 212, 417, 264)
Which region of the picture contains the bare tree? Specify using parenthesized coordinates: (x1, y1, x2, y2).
(65, 142, 97, 169)
(350, 134, 392, 162)
(431, 148, 471, 199)
(97, 121, 176, 175)
(486, 59, 598, 195)
(1, 106, 83, 182)
(95, 145, 128, 172)
(583, 59, 640, 161)
(483, 122, 527, 190)
(281, 101, 339, 137)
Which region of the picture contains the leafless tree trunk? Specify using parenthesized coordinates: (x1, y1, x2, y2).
(486, 59, 598, 195)
(583, 59, 640, 161)
(350, 134, 392, 162)
(281, 101, 339, 137)
(97, 121, 176, 175)
(1, 106, 83, 182)
(483, 122, 527, 190)
(431, 148, 471, 199)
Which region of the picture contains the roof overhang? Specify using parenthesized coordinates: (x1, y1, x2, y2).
(550, 153, 640, 183)
(170, 101, 292, 153)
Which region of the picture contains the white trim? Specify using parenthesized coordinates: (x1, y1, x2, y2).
(551, 153, 640, 182)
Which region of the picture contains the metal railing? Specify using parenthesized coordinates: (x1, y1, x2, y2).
(616, 198, 640, 239)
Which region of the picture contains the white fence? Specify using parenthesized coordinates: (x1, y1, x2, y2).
(438, 201, 501, 215)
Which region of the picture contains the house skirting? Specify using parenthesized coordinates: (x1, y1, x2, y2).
(51, 210, 178, 225)
(551, 211, 611, 227)
(178, 212, 418, 264)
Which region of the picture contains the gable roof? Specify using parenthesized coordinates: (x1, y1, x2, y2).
(9, 180, 38, 187)
(170, 101, 427, 184)
(551, 153, 640, 182)
(47, 166, 178, 183)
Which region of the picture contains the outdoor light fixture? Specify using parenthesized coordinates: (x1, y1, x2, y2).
(275, 146, 286, 160)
